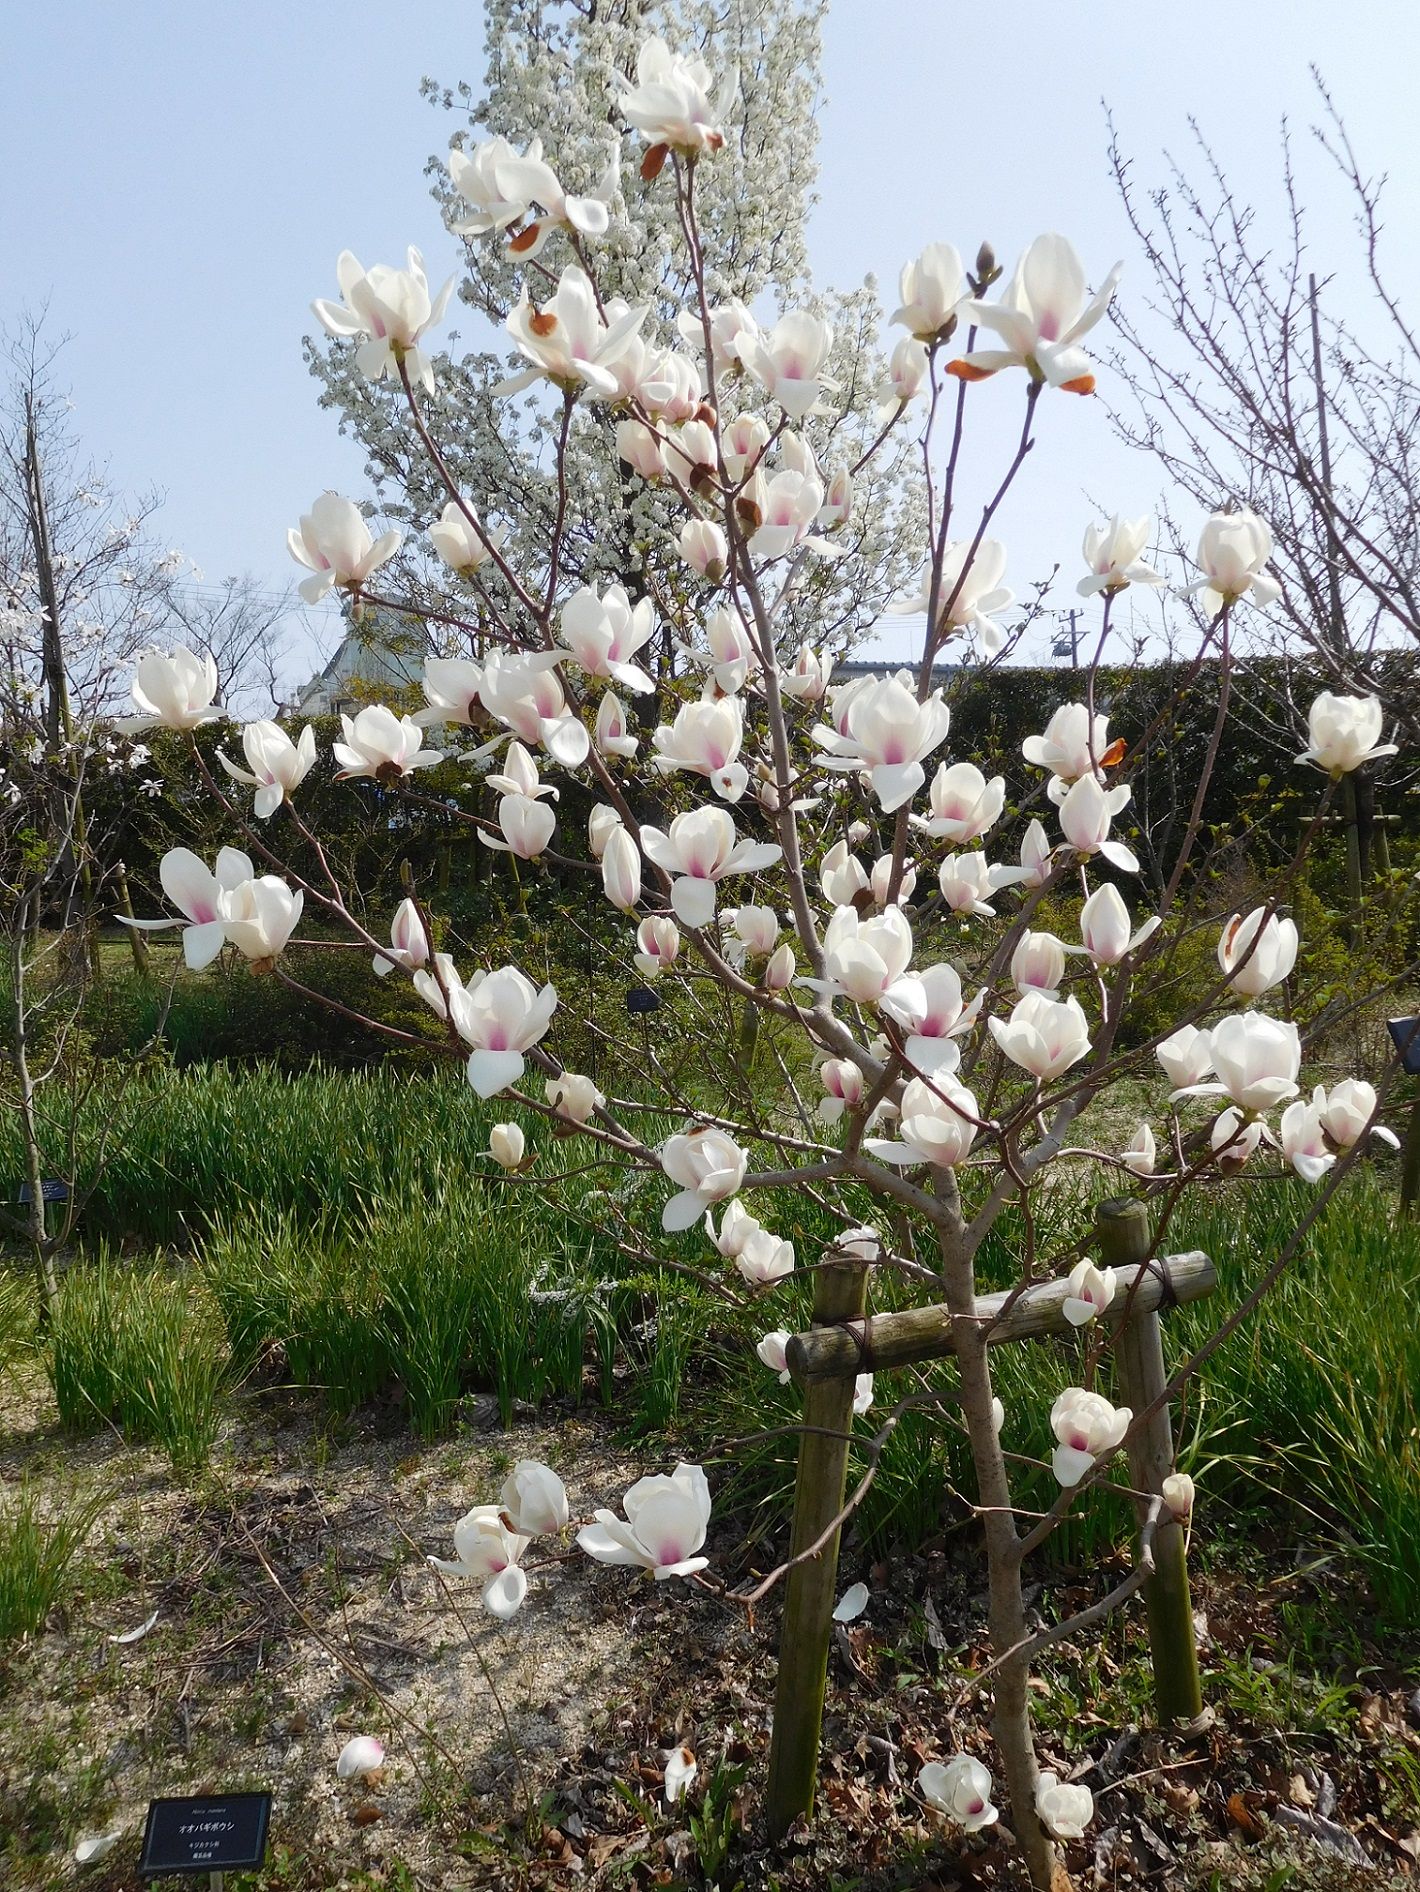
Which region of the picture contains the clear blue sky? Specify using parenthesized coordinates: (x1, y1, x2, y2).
(6, 1, 1418, 684)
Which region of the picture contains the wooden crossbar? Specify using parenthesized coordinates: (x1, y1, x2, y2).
(785, 1250, 1215, 1385)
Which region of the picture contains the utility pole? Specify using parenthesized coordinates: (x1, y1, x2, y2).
(1052, 607, 1082, 669)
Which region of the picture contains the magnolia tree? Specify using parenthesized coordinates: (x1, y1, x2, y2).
(120, 33, 1408, 1888)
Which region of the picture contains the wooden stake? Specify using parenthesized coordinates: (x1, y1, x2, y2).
(1399, 1098, 1420, 1219)
(765, 1256, 868, 1840)
(1096, 1197, 1203, 1722)
(114, 863, 151, 979)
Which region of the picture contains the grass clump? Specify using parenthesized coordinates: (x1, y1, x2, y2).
(47, 1259, 226, 1472)
(0, 1482, 108, 1640)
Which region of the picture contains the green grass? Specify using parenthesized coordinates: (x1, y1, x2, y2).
(0, 1481, 109, 1641)
(47, 1257, 226, 1472)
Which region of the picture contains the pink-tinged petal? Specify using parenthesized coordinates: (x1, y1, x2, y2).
(481, 1563, 528, 1619)
(182, 921, 228, 971)
(670, 877, 718, 929)
(466, 1049, 526, 1098)
(576, 1517, 647, 1565)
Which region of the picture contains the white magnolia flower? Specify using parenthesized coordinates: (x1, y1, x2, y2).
(545, 1072, 606, 1125)
(1022, 703, 1113, 795)
(448, 966, 558, 1098)
(479, 650, 589, 768)
(1078, 514, 1163, 597)
(1217, 908, 1298, 997)
(1296, 692, 1398, 776)
(1120, 1123, 1156, 1177)
(494, 141, 620, 259)
(220, 875, 304, 964)
(742, 311, 836, 420)
(447, 134, 539, 237)
(601, 826, 642, 913)
(919, 1755, 998, 1831)
(1011, 931, 1067, 1001)
(820, 839, 870, 905)
(893, 242, 968, 339)
(615, 37, 736, 156)
(287, 492, 401, 605)
(219, 720, 316, 818)
(1184, 1011, 1300, 1112)
(117, 646, 221, 733)
(869, 852, 917, 907)
(639, 807, 781, 928)
(1075, 883, 1159, 967)
(577, 1462, 713, 1578)
(1061, 1259, 1116, 1327)
(1156, 1023, 1214, 1092)
(815, 672, 951, 813)
(595, 690, 639, 760)
(913, 761, 1005, 843)
(312, 246, 454, 393)
(950, 233, 1121, 392)
(903, 963, 982, 1074)
(1162, 1471, 1195, 1521)
(756, 1330, 792, 1383)
(1312, 1078, 1399, 1152)
(559, 585, 656, 693)
(1037, 1772, 1095, 1840)
(652, 696, 747, 801)
(483, 794, 556, 860)
(1057, 775, 1137, 872)
(1279, 1095, 1335, 1182)
(428, 1504, 530, 1618)
(120, 845, 253, 970)
(990, 992, 1091, 1081)
(498, 267, 648, 399)
(866, 1076, 979, 1169)
(660, 1125, 748, 1231)
(938, 852, 998, 918)
(1189, 509, 1281, 613)
(779, 643, 832, 701)
(333, 705, 442, 779)
(634, 915, 680, 979)
(499, 1460, 569, 1535)
(679, 517, 728, 580)
(812, 904, 924, 1024)
(1050, 1387, 1131, 1486)
(1211, 1105, 1266, 1171)
(428, 501, 505, 574)
(891, 541, 1014, 655)
(489, 1122, 525, 1170)
(419, 656, 483, 727)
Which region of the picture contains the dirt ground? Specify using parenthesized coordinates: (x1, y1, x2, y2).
(2, 1360, 1418, 1892)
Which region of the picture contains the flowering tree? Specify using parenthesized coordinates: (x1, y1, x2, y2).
(307, 0, 921, 675)
(119, 30, 1408, 1888)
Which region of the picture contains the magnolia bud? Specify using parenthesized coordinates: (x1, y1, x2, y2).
(489, 1123, 525, 1170)
(764, 942, 796, 991)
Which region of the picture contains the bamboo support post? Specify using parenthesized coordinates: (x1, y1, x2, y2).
(114, 862, 151, 978)
(765, 1255, 868, 1841)
(1095, 1197, 1203, 1722)
(1399, 1098, 1420, 1219)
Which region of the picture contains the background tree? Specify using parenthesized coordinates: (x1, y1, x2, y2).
(307, 0, 922, 674)
(1104, 78, 1420, 887)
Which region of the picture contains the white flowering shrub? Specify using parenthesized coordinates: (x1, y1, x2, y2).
(118, 23, 1406, 1884)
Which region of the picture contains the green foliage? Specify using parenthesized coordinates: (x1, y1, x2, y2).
(47, 1259, 226, 1472)
(204, 1190, 620, 1436)
(0, 1481, 109, 1640)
